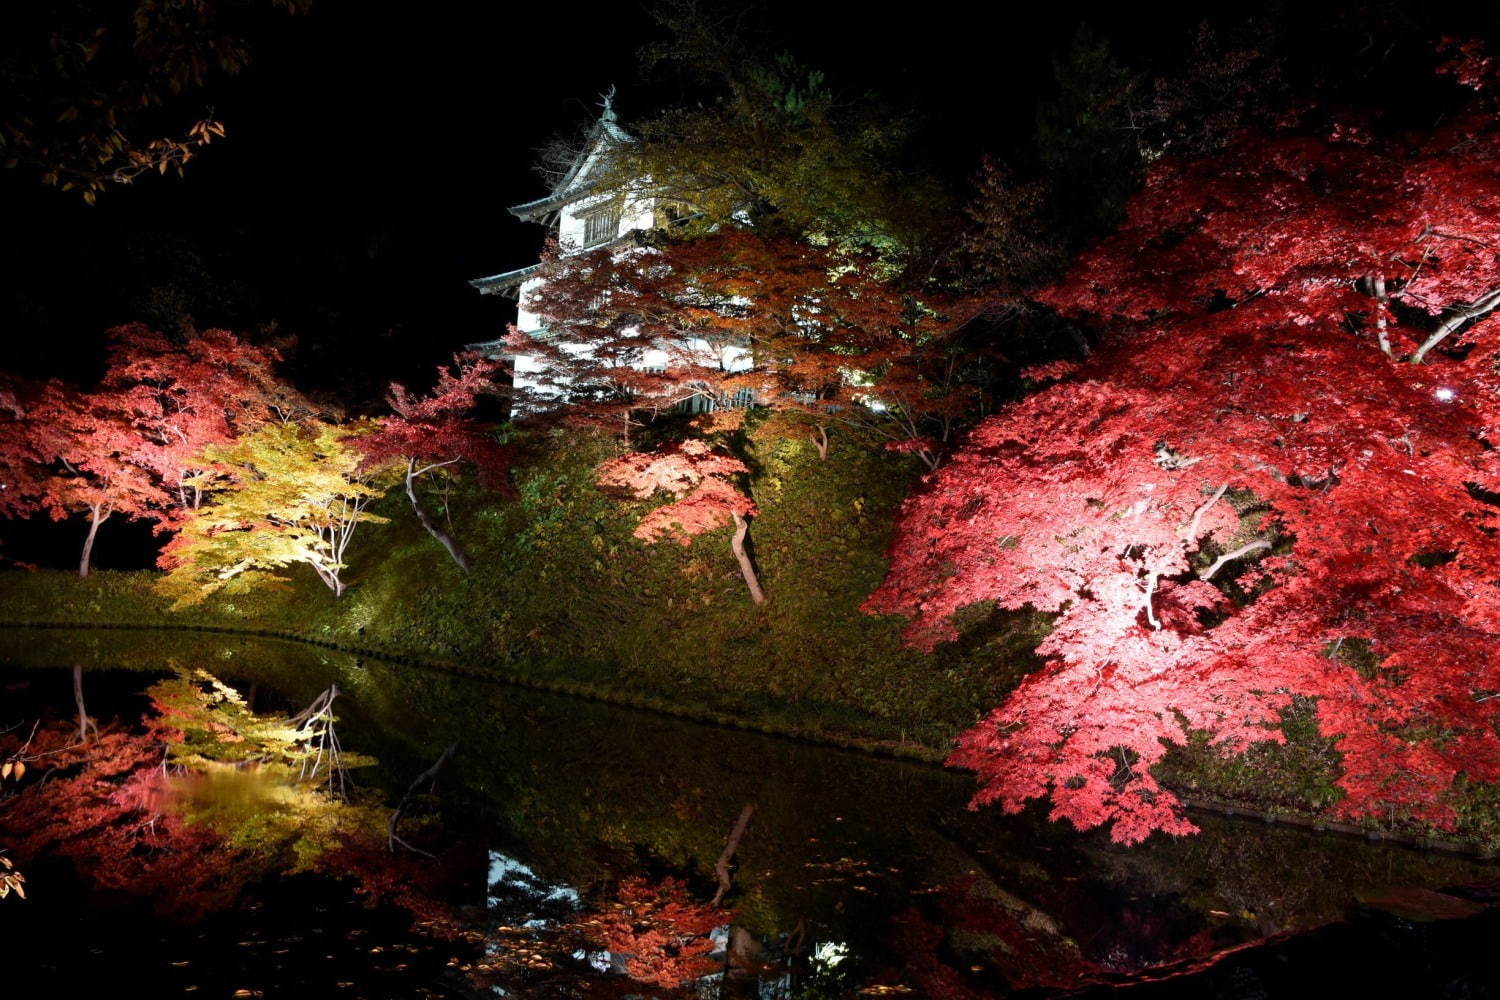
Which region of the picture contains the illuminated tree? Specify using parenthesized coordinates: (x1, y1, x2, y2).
(597, 439, 764, 604)
(353, 353, 511, 570)
(29, 380, 167, 578)
(0, 381, 49, 526)
(156, 420, 392, 602)
(867, 108, 1500, 843)
(503, 238, 731, 441)
(523, 229, 981, 468)
(101, 323, 309, 514)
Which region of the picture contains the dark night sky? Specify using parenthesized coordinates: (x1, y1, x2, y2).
(1, 0, 1494, 400)
(0, 1, 1228, 396)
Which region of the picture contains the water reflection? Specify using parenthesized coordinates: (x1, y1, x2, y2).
(0, 627, 1497, 997)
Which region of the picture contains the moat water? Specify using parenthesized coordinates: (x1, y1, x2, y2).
(1, 626, 1498, 998)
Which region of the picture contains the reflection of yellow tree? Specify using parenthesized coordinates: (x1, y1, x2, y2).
(0, 669, 389, 918)
(157, 420, 393, 603)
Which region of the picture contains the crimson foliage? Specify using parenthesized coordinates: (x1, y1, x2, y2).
(867, 111, 1500, 843)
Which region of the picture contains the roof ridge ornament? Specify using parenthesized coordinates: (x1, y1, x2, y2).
(599, 84, 618, 124)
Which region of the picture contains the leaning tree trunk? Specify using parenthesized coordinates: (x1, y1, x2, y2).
(72, 665, 97, 743)
(406, 459, 471, 571)
(812, 425, 829, 461)
(730, 512, 766, 605)
(78, 503, 108, 580)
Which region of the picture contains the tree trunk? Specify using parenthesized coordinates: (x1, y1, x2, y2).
(406, 460, 471, 571)
(712, 803, 755, 907)
(72, 665, 96, 743)
(730, 512, 766, 605)
(78, 503, 107, 580)
(389, 741, 459, 857)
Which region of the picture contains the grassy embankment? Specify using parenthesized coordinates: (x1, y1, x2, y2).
(0, 417, 1045, 757)
(4, 414, 1498, 850)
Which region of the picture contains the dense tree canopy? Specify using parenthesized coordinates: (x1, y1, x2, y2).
(518, 229, 982, 466)
(157, 420, 392, 602)
(867, 108, 1500, 843)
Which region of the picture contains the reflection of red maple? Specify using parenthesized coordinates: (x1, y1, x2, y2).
(590, 876, 728, 989)
(0, 721, 258, 917)
(867, 109, 1500, 843)
(598, 439, 765, 603)
(0, 682, 467, 929)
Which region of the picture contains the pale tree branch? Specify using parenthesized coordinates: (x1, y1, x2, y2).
(1201, 539, 1272, 581)
(1411, 286, 1500, 364)
(1183, 482, 1230, 543)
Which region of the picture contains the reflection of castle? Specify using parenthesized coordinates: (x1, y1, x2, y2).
(469, 93, 751, 406)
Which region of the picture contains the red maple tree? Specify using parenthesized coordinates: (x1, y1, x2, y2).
(866, 107, 1500, 842)
(28, 380, 167, 578)
(100, 324, 307, 515)
(504, 238, 731, 441)
(0, 380, 50, 527)
(514, 230, 981, 465)
(352, 352, 511, 570)
(597, 439, 764, 604)
(587, 876, 728, 990)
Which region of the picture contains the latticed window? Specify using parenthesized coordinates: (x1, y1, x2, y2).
(655, 199, 693, 228)
(581, 203, 621, 246)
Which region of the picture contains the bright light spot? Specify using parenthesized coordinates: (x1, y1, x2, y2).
(1436, 387, 1457, 401)
(813, 941, 851, 969)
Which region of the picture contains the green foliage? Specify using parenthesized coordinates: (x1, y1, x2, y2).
(1035, 26, 1144, 241)
(600, 11, 953, 276)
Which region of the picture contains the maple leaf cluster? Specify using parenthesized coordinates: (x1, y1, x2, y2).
(584, 876, 729, 989)
(868, 110, 1500, 843)
(352, 352, 511, 492)
(597, 439, 756, 545)
(596, 438, 766, 603)
(514, 229, 982, 467)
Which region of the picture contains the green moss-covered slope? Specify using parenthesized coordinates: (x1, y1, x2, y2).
(0, 421, 1045, 753)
